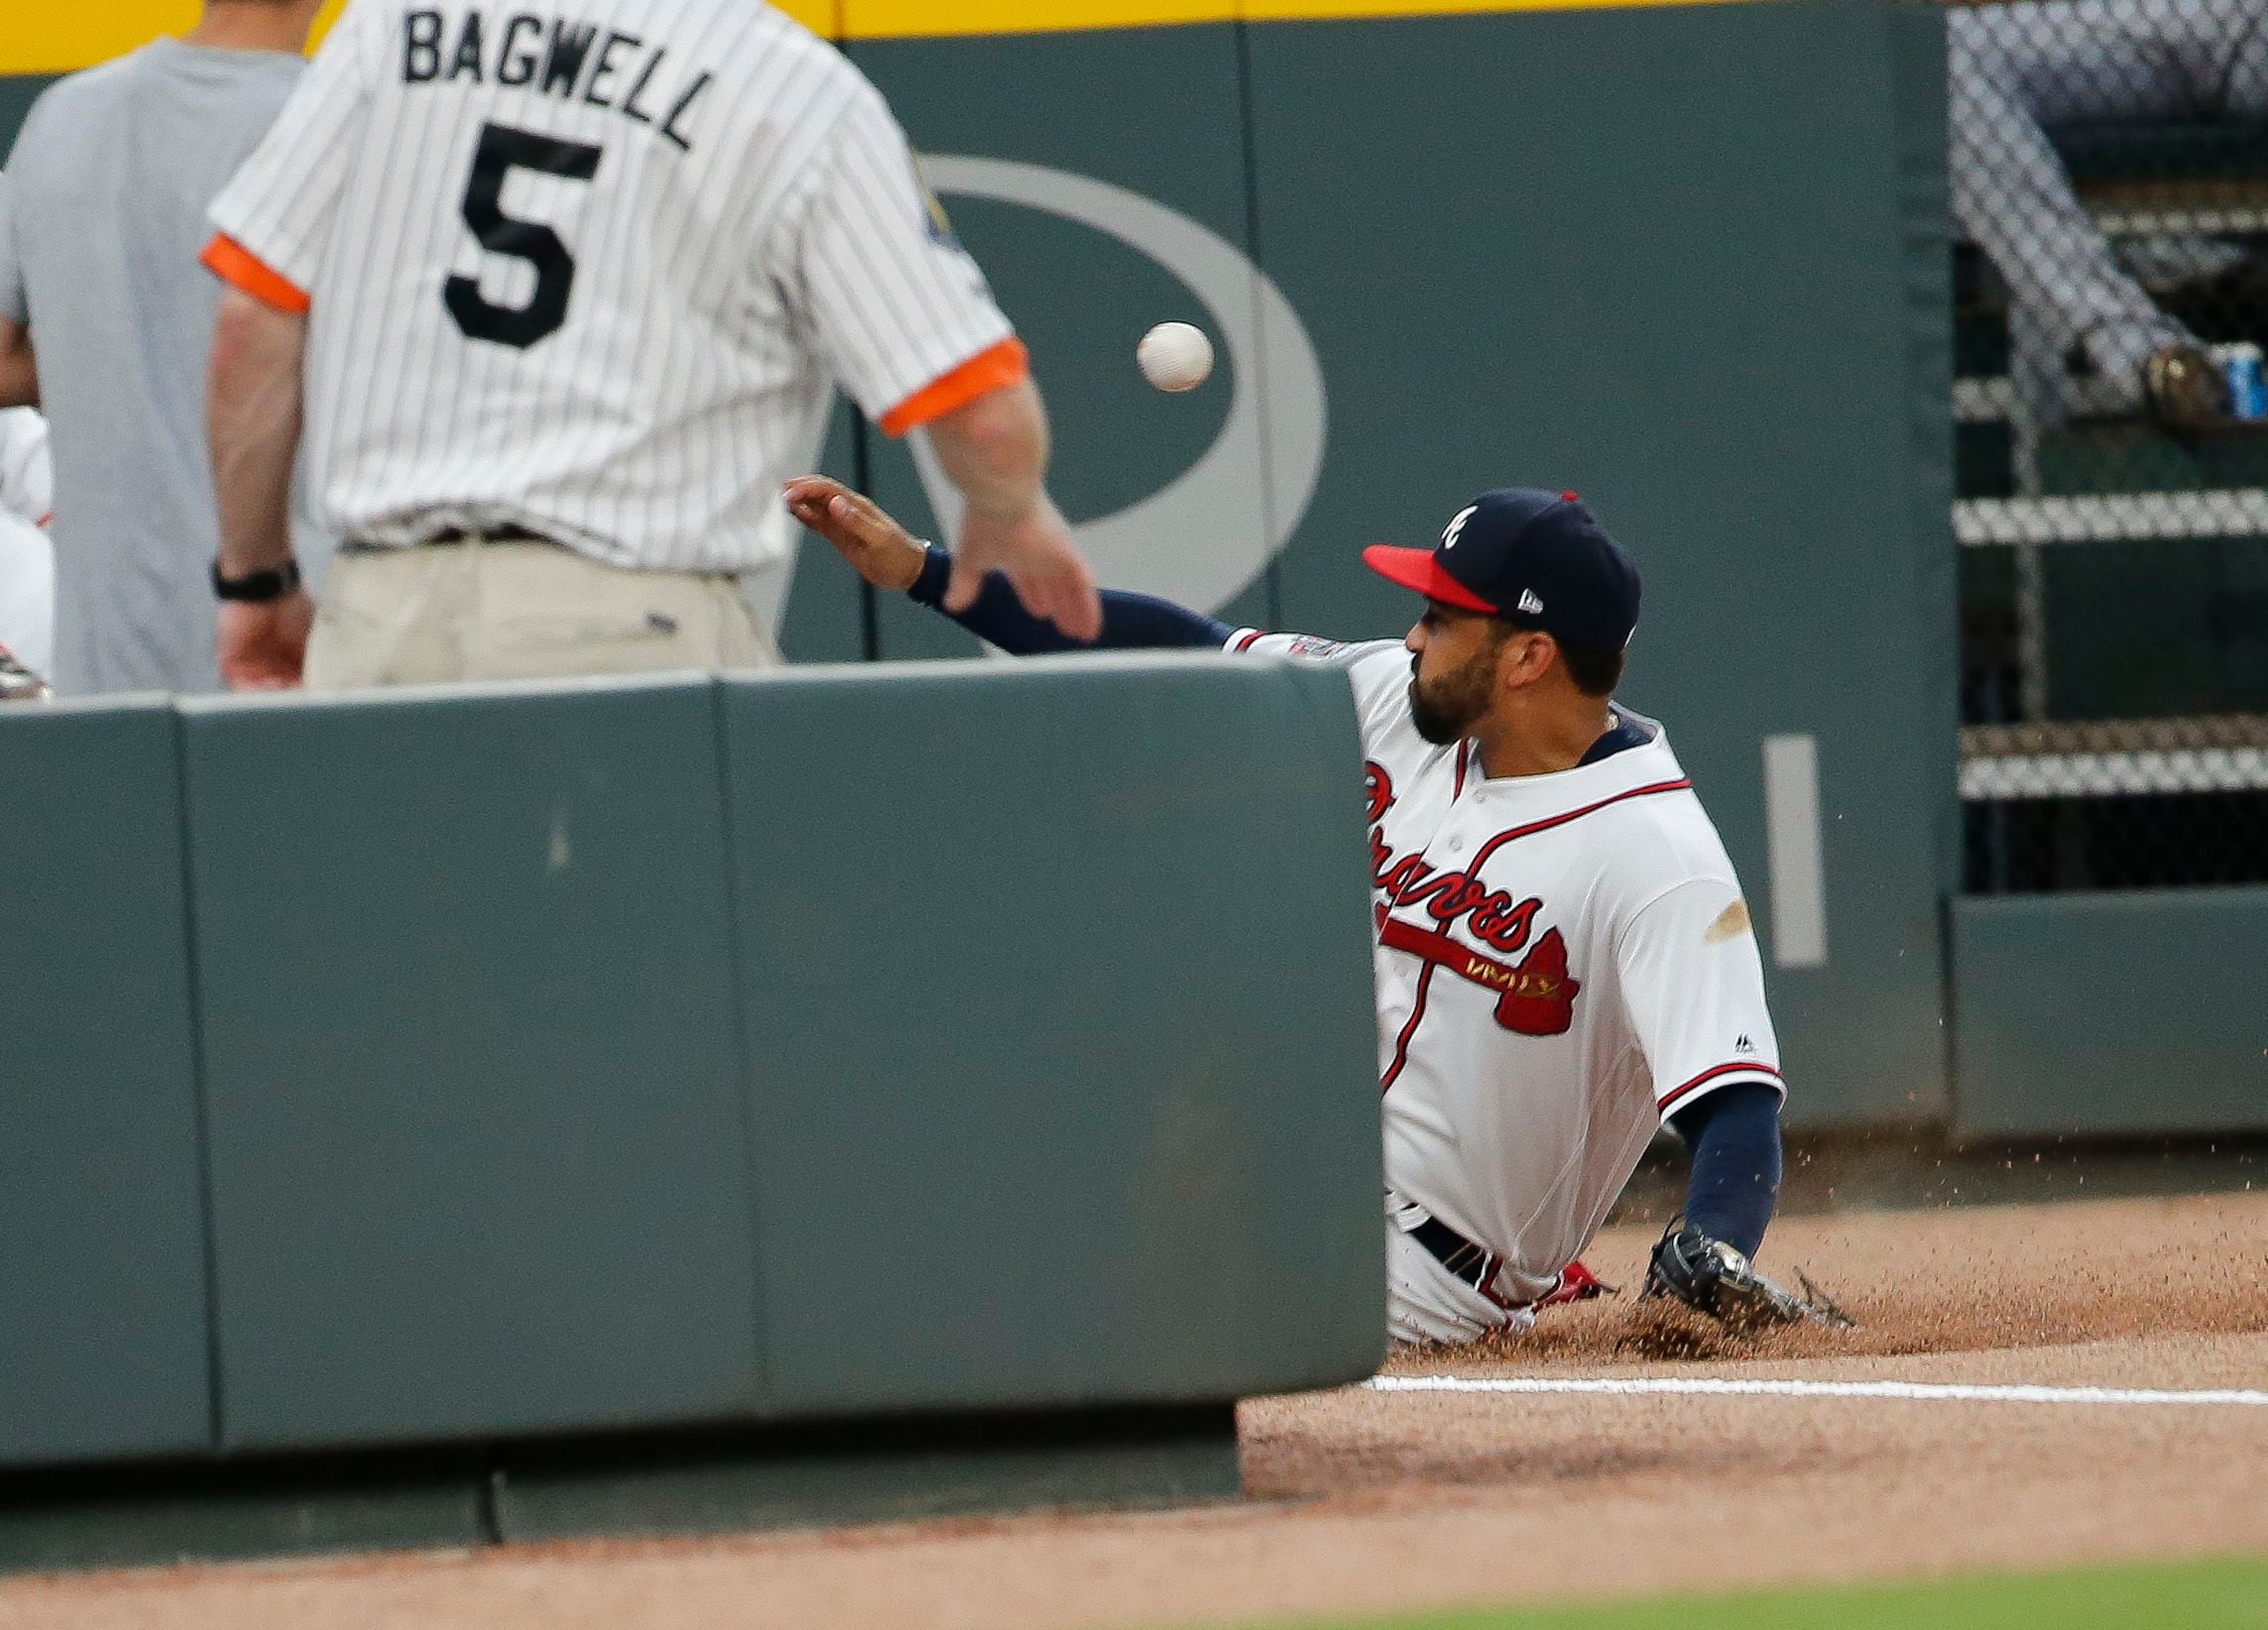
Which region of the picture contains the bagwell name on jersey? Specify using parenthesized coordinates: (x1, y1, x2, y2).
(402, 9, 714, 151)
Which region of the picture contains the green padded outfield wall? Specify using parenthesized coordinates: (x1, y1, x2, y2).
(3, 0, 1959, 1127)
(0, 701, 213, 1468)
(723, 656, 1385, 1416)
(180, 679, 765, 1454)
(176, 662, 1382, 1451)
(0, 660, 1382, 1560)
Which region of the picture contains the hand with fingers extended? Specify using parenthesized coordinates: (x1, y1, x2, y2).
(782, 475, 927, 592)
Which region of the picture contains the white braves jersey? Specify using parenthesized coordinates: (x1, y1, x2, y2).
(1230, 630, 1784, 1307)
(206, 0, 1016, 571)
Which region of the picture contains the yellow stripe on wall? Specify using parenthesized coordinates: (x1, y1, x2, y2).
(851, 0, 1742, 33)
(0, 1, 347, 78)
(842, 0, 1233, 39)
(2, 0, 1743, 76)
(7, 3, 195, 77)
(1241, 0, 1741, 19)
(0, 0, 830, 79)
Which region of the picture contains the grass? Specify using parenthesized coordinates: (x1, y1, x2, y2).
(1238, 1556, 2268, 1630)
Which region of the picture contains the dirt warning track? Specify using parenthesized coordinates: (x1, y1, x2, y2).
(4, 1193, 2264, 1630)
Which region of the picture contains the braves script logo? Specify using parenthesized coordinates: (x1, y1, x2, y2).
(1363, 761, 1582, 1036)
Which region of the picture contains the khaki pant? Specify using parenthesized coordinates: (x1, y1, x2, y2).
(304, 536, 782, 690)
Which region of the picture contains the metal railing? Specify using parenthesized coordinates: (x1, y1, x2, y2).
(1942, 0, 2268, 893)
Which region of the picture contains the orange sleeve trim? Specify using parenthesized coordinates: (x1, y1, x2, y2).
(200, 234, 310, 316)
(878, 337, 1029, 437)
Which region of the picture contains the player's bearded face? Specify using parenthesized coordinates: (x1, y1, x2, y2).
(1408, 636, 1502, 746)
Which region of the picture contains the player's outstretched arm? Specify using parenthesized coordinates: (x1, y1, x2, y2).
(784, 475, 1232, 655)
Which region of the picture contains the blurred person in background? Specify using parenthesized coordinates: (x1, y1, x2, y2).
(0, 0, 329, 696)
(0, 406, 53, 697)
(1951, 0, 2268, 428)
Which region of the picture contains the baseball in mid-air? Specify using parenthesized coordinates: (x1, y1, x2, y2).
(1137, 321, 1214, 393)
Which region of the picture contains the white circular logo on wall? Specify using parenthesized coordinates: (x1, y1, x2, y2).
(753, 160, 1329, 632)
(914, 158, 1328, 616)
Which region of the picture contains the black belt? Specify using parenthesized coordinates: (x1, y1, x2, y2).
(1409, 1213, 1518, 1310)
(418, 524, 552, 545)
(341, 524, 558, 554)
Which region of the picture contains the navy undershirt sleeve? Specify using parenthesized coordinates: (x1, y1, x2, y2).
(1667, 1082, 1783, 1259)
(908, 544, 1233, 654)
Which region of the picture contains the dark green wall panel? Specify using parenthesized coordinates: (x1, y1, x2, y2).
(179, 680, 764, 1452)
(1246, 0, 1956, 1124)
(0, 701, 213, 1467)
(0, 75, 49, 158)
(1952, 889, 2268, 1135)
(722, 657, 1385, 1416)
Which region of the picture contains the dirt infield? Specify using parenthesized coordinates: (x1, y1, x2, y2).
(4, 1192, 2264, 1630)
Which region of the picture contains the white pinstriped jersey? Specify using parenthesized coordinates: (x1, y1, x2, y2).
(206, 0, 1017, 572)
(1229, 631, 1784, 1308)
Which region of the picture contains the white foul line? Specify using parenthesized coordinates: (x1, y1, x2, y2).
(1369, 1375, 2268, 1409)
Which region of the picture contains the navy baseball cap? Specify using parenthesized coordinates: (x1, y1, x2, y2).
(1363, 489, 1641, 650)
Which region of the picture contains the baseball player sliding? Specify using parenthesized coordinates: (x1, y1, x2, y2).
(787, 475, 1842, 1343)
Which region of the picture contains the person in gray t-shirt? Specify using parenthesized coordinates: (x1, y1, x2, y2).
(0, 0, 325, 696)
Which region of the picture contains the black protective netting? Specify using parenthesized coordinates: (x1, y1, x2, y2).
(1946, 0, 2268, 891)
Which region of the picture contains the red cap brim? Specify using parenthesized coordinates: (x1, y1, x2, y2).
(1361, 544, 1499, 614)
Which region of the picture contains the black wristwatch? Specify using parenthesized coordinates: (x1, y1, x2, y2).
(211, 557, 303, 603)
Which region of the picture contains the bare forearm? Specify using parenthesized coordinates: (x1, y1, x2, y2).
(208, 290, 306, 575)
(0, 320, 36, 409)
(924, 378, 1048, 518)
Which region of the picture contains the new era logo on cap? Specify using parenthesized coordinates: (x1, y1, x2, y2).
(1361, 488, 1642, 651)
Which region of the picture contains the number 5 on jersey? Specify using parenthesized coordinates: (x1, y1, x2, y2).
(445, 123, 603, 351)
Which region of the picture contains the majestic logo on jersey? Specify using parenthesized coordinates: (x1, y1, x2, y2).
(1362, 760, 1582, 1036)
